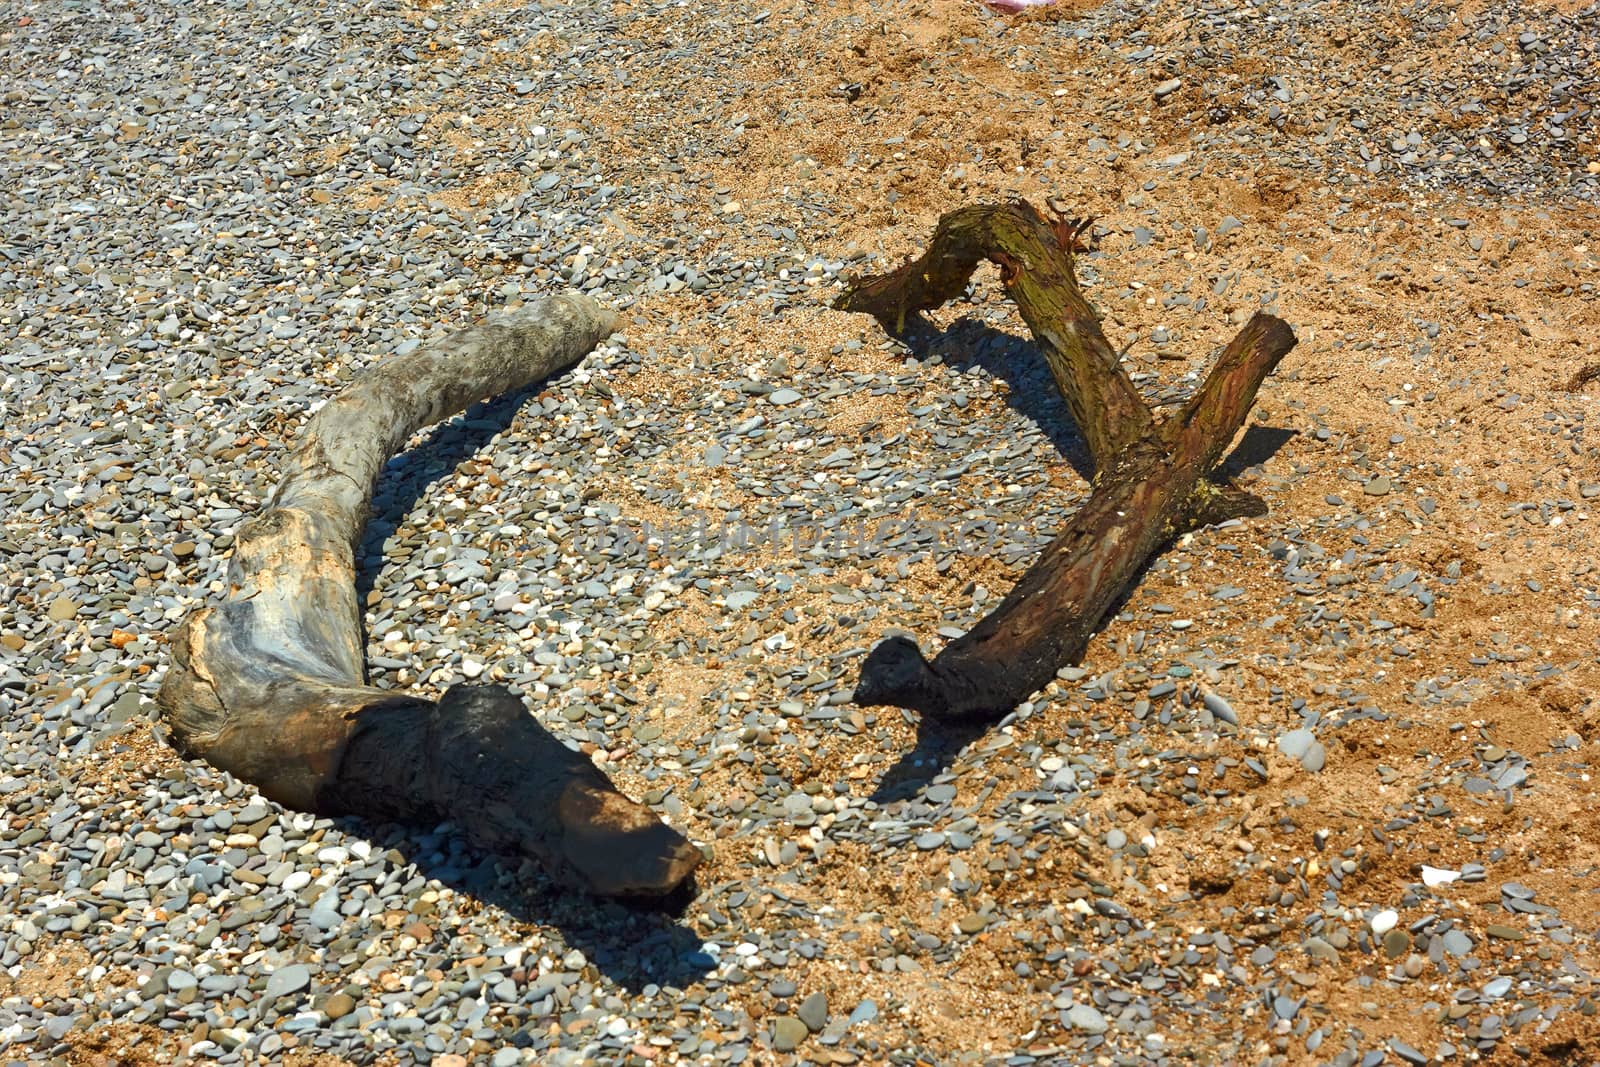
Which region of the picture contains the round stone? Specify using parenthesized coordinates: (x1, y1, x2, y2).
(322, 993, 357, 1020)
(772, 1015, 808, 1051)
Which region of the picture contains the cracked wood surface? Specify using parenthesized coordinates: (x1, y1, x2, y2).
(837, 201, 1298, 721)
(158, 294, 702, 898)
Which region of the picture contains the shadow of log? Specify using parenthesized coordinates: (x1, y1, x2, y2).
(354, 382, 547, 609)
(333, 817, 713, 994)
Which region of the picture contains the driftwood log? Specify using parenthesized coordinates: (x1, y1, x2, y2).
(836, 201, 1297, 721)
(157, 294, 702, 897)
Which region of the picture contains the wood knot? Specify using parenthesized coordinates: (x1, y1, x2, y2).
(992, 251, 1023, 286)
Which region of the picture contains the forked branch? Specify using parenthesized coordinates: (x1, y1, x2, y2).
(836, 201, 1297, 721)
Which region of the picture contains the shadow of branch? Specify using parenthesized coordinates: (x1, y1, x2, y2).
(867, 712, 990, 805)
(354, 381, 549, 608)
(334, 817, 715, 995)
(894, 311, 1096, 482)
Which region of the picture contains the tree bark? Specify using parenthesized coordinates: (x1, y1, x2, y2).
(836, 200, 1297, 721)
(157, 294, 702, 897)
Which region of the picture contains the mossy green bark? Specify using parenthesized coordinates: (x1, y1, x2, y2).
(838, 201, 1297, 720)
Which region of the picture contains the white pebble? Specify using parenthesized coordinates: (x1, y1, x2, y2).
(1421, 865, 1461, 888)
(1370, 909, 1399, 935)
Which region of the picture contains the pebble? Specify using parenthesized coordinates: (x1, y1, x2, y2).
(772, 1015, 809, 1051)
(1421, 865, 1460, 888)
(1065, 1003, 1110, 1034)
(0, 0, 1592, 1062)
(1278, 728, 1326, 771)
(1201, 690, 1238, 726)
(798, 991, 829, 1032)
(264, 963, 312, 1003)
(322, 993, 357, 1020)
(1304, 937, 1339, 962)
(1390, 1039, 1428, 1065)
(1279, 728, 1316, 760)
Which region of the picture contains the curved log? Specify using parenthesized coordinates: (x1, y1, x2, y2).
(837, 201, 1297, 721)
(158, 294, 702, 897)
(837, 205, 1151, 472)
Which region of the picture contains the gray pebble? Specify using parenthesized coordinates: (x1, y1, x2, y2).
(1278, 728, 1316, 760)
(1202, 690, 1238, 726)
(265, 963, 312, 1003)
(1065, 1002, 1109, 1034)
(798, 991, 828, 1032)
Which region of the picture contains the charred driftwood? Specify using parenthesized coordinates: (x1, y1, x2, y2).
(157, 294, 702, 897)
(836, 201, 1297, 721)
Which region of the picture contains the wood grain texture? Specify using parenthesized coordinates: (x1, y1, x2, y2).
(158, 294, 702, 897)
(835, 201, 1152, 475)
(837, 203, 1297, 721)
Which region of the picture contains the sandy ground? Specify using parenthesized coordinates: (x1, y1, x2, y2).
(16, 0, 1600, 1061)
(562, 0, 1600, 1060)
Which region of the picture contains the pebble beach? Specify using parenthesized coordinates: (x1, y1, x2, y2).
(3, 0, 1599, 1063)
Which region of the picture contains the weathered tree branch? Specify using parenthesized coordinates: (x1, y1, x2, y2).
(836, 202, 1151, 474)
(837, 201, 1297, 721)
(158, 294, 702, 897)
